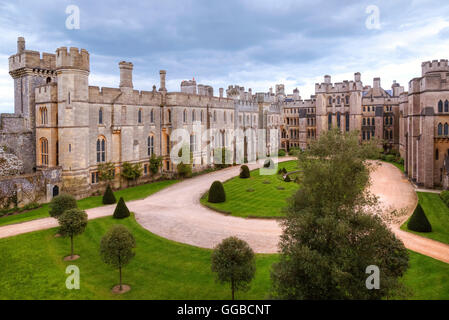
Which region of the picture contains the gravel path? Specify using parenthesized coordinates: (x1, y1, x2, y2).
(1, 158, 448, 264)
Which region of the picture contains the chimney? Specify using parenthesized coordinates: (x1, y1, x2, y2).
(17, 37, 25, 54)
(159, 70, 167, 91)
(373, 77, 381, 89)
(324, 75, 331, 84)
(354, 72, 361, 82)
(119, 61, 133, 89)
(219, 88, 223, 98)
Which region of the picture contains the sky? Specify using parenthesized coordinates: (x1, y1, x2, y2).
(1, 0, 449, 113)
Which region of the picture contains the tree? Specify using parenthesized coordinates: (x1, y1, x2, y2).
(149, 154, 163, 175)
(121, 162, 142, 186)
(407, 203, 432, 233)
(208, 181, 226, 203)
(49, 193, 78, 219)
(113, 197, 130, 219)
(211, 237, 256, 300)
(100, 225, 136, 291)
(102, 184, 117, 205)
(58, 208, 88, 259)
(271, 130, 409, 300)
(239, 165, 250, 179)
(98, 162, 115, 183)
(177, 162, 192, 179)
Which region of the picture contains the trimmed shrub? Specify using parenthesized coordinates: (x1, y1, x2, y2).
(113, 197, 130, 219)
(240, 165, 250, 179)
(407, 204, 432, 233)
(278, 149, 286, 157)
(102, 185, 117, 205)
(49, 193, 78, 219)
(208, 181, 226, 203)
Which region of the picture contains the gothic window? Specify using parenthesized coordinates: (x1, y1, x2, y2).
(148, 135, 154, 156)
(345, 96, 349, 104)
(362, 131, 366, 140)
(150, 109, 154, 123)
(337, 112, 341, 128)
(337, 96, 340, 105)
(436, 149, 439, 160)
(40, 107, 48, 125)
(328, 113, 332, 130)
(438, 123, 443, 136)
(96, 137, 106, 163)
(345, 113, 350, 132)
(445, 123, 449, 136)
(138, 109, 142, 124)
(183, 109, 187, 123)
(99, 108, 103, 124)
(390, 130, 393, 140)
(445, 100, 449, 112)
(363, 118, 366, 126)
(328, 97, 332, 105)
(367, 118, 371, 126)
(40, 138, 48, 166)
(167, 109, 171, 123)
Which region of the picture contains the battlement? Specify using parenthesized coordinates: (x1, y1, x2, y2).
(56, 47, 89, 72)
(421, 59, 449, 76)
(9, 50, 56, 75)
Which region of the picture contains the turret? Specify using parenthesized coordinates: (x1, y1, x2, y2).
(159, 70, 167, 92)
(421, 59, 449, 76)
(119, 61, 133, 89)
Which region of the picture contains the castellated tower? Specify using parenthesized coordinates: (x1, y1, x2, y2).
(55, 46, 90, 195)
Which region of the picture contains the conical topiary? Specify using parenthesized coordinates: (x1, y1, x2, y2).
(103, 185, 117, 205)
(113, 197, 130, 219)
(208, 181, 226, 203)
(407, 203, 432, 233)
(240, 165, 250, 179)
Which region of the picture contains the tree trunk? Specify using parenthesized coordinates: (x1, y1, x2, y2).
(231, 279, 235, 300)
(70, 236, 74, 258)
(119, 266, 122, 291)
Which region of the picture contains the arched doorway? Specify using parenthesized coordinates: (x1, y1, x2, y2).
(52, 185, 59, 197)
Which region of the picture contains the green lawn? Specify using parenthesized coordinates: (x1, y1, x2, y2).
(0, 213, 447, 299)
(201, 160, 299, 218)
(401, 192, 449, 245)
(0, 180, 178, 227)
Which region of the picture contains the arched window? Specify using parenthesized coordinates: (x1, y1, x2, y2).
(40, 138, 48, 166)
(148, 135, 154, 156)
(138, 108, 142, 124)
(337, 96, 340, 105)
(328, 97, 332, 105)
(445, 123, 449, 136)
(390, 130, 393, 140)
(438, 100, 443, 113)
(363, 118, 366, 126)
(167, 109, 171, 123)
(345, 113, 350, 132)
(46, 77, 51, 84)
(150, 109, 154, 123)
(183, 109, 187, 123)
(40, 107, 48, 125)
(337, 112, 341, 128)
(345, 96, 349, 104)
(328, 113, 332, 130)
(99, 108, 103, 124)
(445, 100, 449, 113)
(438, 123, 443, 136)
(436, 149, 439, 160)
(96, 137, 106, 163)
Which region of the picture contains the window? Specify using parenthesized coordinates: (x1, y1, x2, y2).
(99, 108, 103, 124)
(445, 100, 449, 113)
(214, 111, 217, 122)
(363, 118, 366, 126)
(138, 109, 142, 124)
(345, 113, 350, 132)
(337, 96, 340, 105)
(328, 97, 332, 105)
(148, 135, 154, 156)
(445, 123, 449, 136)
(166, 134, 170, 154)
(40, 107, 48, 125)
(183, 109, 187, 123)
(192, 110, 196, 122)
(345, 96, 349, 104)
(337, 112, 341, 128)
(438, 100, 443, 113)
(96, 137, 106, 163)
(328, 113, 332, 130)
(40, 138, 49, 166)
(167, 109, 171, 123)
(91, 172, 99, 184)
(436, 149, 439, 160)
(438, 123, 443, 136)
(390, 130, 393, 140)
(150, 109, 154, 123)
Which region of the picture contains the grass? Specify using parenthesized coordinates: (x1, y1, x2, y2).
(0, 180, 178, 227)
(0, 214, 274, 300)
(400, 192, 449, 245)
(0, 214, 447, 299)
(201, 161, 299, 218)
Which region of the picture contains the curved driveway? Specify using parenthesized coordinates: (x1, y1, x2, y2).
(1, 158, 449, 263)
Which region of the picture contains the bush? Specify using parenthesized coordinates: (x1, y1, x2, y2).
(239, 165, 250, 179)
(177, 162, 192, 179)
(208, 181, 226, 203)
(113, 197, 130, 219)
(407, 204, 432, 233)
(278, 149, 286, 157)
(102, 185, 117, 205)
(49, 193, 78, 219)
(440, 191, 449, 207)
(385, 154, 395, 162)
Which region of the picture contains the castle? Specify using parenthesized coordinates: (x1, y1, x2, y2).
(0, 37, 448, 206)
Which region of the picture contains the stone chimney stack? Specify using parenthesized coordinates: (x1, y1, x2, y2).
(159, 70, 167, 91)
(17, 37, 25, 54)
(119, 61, 133, 89)
(373, 77, 381, 89)
(219, 88, 223, 98)
(324, 75, 331, 84)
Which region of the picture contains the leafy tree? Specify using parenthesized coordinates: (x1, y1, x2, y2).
(407, 203, 432, 233)
(208, 181, 226, 203)
(98, 162, 115, 183)
(113, 197, 130, 219)
(102, 184, 117, 205)
(239, 165, 250, 179)
(149, 154, 163, 175)
(49, 193, 77, 219)
(121, 162, 142, 186)
(100, 225, 136, 291)
(58, 208, 88, 259)
(271, 130, 409, 300)
(211, 237, 256, 300)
